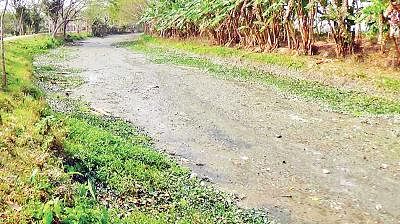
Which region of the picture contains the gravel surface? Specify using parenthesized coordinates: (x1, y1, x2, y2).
(48, 34, 400, 224)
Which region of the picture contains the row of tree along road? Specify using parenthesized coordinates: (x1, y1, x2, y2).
(142, 0, 400, 61)
(0, 0, 144, 90)
(0, 0, 144, 38)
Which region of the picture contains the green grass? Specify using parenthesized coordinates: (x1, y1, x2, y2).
(59, 112, 268, 223)
(0, 35, 65, 222)
(65, 32, 93, 42)
(4, 36, 63, 93)
(135, 35, 306, 69)
(1, 35, 269, 223)
(126, 35, 400, 115)
(35, 65, 85, 88)
(376, 77, 400, 92)
(0, 35, 111, 223)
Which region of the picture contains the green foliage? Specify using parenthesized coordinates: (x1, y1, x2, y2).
(0, 35, 65, 223)
(85, 0, 110, 24)
(136, 35, 306, 69)
(7, 1, 45, 35)
(3, 13, 17, 35)
(66, 32, 93, 42)
(109, 0, 147, 26)
(141, 0, 237, 35)
(61, 112, 269, 223)
(358, 0, 389, 36)
(376, 76, 400, 91)
(140, 0, 352, 55)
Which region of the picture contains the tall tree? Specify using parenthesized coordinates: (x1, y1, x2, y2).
(109, 0, 147, 27)
(42, 0, 62, 36)
(42, 0, 87, 37)
(10, 0, 25, 35)
(29, 2, 43, 33)
(359, 0, 389, 52)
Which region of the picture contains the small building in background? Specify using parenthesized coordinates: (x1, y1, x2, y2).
(65, 20, 90, 33)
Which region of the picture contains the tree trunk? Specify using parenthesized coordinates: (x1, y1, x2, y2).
(52, 19, 70, 38)
(378, 15, 385, 53)
(1, 0, 8, 90)
(51, 18, 60, 37)
(63, 20, 69, 39)
(18, 8, 24, 35)
(393, 37, 400, 62)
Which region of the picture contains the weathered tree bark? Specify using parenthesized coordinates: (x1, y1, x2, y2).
(63, 20, 68, 38)
(297, 0, 316, 55)
(393, 37, 400, 62)
(18, 8, 24, 35)
(1, 0, 9, 90)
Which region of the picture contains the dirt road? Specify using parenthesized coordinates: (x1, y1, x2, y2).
(61, 34, 399, 223)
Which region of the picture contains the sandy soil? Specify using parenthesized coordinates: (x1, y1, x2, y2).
(57, 34, 399, 223)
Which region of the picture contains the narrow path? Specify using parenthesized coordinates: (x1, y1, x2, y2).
(65, 34, 399, 224)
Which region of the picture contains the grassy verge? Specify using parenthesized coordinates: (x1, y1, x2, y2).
(132, 35, 306, 69)
(0, 35, 64, 222)
(125, 35, 400, 116)
(1, 36, 269, 223)
(59, 112, 268, 223)
(136, 36, 400, 95)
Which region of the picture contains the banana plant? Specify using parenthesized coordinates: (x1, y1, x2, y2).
(140, 0, 397, 57)
(358, 0, 389, 51)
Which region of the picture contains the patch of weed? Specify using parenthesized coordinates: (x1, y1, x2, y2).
(65, 32, 92, 42)
(376, 77, 400, 92)
(35, 64, 85, 89)
(59, 111, 269, 223)
(137, 35, 306, 69)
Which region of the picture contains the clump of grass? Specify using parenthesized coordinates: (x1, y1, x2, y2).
(127, 35, 400, 115)
(65, 32, 92, 42)
(376, 77, 400, 92)
(61, 112, 269, 223)
(35, 64, 85, 88)
(0, 35, 64, 222)
(4, 36, 63, 94)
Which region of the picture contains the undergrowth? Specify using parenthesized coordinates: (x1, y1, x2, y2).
(59, 112, 268, 223)
(126, 35, 400, 116)
(1, 35, 269, 223)
(0, 35, 64, 222)
(131, 35, 306, 69)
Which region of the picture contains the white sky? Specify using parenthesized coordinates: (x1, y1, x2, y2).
(0, 0, 46, 9)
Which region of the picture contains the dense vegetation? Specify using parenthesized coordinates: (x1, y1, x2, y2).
(0, 36, 269, 223)
(0, 36, 63, 222)
(141, 0, 399, 59)
(2, 0, 145, 38)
